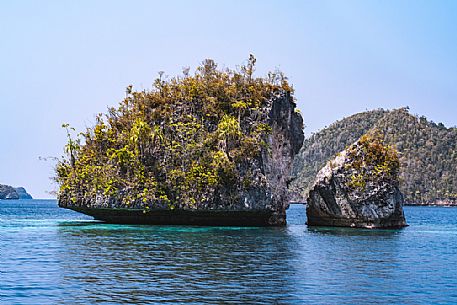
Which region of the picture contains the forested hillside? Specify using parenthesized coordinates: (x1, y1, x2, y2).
(290, 108, 457, 205)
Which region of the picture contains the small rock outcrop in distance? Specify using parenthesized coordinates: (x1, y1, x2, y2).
(14, 187, 33, 199)
(0, 184, 32, 200)
(57, 57, 304, 226)
(0, 184, 19, 199)
(306, 132, 407, 228)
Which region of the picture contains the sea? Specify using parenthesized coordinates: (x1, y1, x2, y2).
(1, 199, 457, 304)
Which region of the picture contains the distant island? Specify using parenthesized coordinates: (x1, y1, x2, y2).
(290, 107, 457, 206)
(0, 184, 33, 200)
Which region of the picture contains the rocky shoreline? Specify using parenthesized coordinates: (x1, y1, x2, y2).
(291, 202, 457, 207)
(406, 202, 457, 207)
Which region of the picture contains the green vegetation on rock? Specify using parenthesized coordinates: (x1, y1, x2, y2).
(343, 132, 400, 194)
(56, 56, 297, 211)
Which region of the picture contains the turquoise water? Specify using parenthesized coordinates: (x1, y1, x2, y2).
(1, 200, 457, 304)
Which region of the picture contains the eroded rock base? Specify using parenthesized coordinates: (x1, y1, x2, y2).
(65, 206, 285, 227)
(307, 212, 407, 229)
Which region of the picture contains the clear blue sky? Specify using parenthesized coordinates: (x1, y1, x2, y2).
(1, 0, 456, 198)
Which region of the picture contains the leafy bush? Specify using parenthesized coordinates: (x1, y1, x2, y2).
(56, 56, 293, 209)
(344, 131, 400, 192)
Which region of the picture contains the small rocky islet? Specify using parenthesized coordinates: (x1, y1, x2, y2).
(56, 57, 406, 228)
(0, 184, 33, 200)
(306, 132, 407, 228)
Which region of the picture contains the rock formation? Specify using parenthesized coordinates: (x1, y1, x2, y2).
(57, 58, 304, 226)
(0, 184, 19, 199)
(0, 184, 32, 200)
(14, 187, 33, 199)
(306, 132, 407, 228)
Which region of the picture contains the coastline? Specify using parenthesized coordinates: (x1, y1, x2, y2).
(289, 201, 457, 207)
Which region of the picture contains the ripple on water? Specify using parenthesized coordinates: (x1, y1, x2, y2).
(1, 201, 457, 304)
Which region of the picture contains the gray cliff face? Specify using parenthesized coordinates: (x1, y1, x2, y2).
(306, 147, 407, 229)
(260, 91, 304, 224)
(60, 91, 304, 226)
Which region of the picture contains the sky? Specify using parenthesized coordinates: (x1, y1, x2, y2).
(1, 0, 456, 198)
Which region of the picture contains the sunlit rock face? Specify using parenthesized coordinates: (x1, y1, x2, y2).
(306, 134, 407, 229)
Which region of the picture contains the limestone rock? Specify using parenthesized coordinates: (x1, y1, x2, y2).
(306, 133, 407, 228)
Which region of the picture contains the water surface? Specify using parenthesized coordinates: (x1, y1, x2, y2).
(1, 200, 457, 304)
